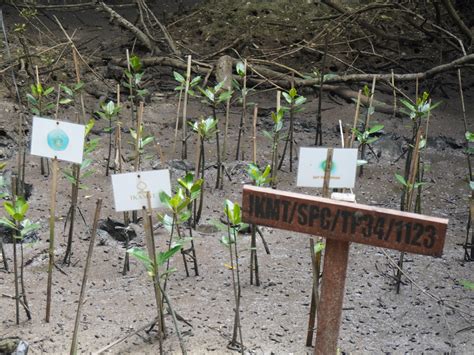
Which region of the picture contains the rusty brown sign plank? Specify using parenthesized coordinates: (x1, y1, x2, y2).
(242, 185, 448, 257)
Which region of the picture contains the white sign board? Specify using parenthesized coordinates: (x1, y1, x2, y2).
(297, 147, 358, 188)
(111, 170, 172, 212)
(30, 116, 85, 164)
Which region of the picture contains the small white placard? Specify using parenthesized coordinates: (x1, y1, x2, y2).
(297, 147, 358, 188)
(111, 170, 172, 212)
(30, 116, 85, 164)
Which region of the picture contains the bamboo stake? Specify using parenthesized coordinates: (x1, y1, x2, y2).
(11, 176, 19, 324)
(359, 78, 376, 177)
(134, 102, 144, 172)
(252, 104, 258, 164)
(349, 90, 362, 148)
(173, 88, 183, 156)
(45, 157, 58, 323)
(72, 47, 86, 122)
(181, 55, 192, 160)
(143, 193, 165, 347)
(235, 59, 247, 160)
(70, 199, 102, 355)
(458, 69, 472, 181)
(391, 69, 397, 117)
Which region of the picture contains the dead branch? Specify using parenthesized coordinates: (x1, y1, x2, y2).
(320, 0, 420, 44)
(96, 1, 156, 53)
(440, 0, 473, 46)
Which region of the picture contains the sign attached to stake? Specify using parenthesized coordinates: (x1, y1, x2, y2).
(297, 147, 358, 188)
(241, 185, 448, 355)
(111, 170, 171, 212)
(31, 116, 85, 164)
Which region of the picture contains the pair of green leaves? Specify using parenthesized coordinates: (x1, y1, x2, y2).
(0, 198, 40, 239)
(352, 124, 384, 145)
(127, 238, 189, 278)
(191, 116, 219, 140)
(96, 100, 120, 121)
(394, 174, 425, 190)
(220, 200, 243, 247)
(173, 71, 202, 95)
(199, 81, 233, 105)
(247, 163, 271, 187)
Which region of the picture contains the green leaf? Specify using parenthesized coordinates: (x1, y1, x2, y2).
(282, 91, 292, 104)
(459, 279, 474, 290)
(314, 241, 325, 254)
(20, 220, 40, 237)
(26, 93, 37, 106)
(59, 98, 73, 105)
(466, 132, 474, 142)
(368, 124, 384, 134)
(4, 201, 15, 218)
(156, 242, 185, 266)
(127, 247, 151, 270)
(74, 82, 85, 91)
(395, 174, 407, 187)
(236, 61, 245, 76)
(43, 86, 54, 96)
(60, 84, 73, 97)
(294, 96, 307, 106)
(190, 76, 202, 87)
(130, 55, 142, 72)
(0, 217, 17, 230)
(173, 71, 185, 83)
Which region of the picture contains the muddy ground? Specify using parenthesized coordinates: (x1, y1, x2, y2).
(1, 2, 474, 354)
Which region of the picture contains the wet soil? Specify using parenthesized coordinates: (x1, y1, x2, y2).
(0, 2, 473, 354)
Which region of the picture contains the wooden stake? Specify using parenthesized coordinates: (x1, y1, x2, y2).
(70, 199, 102, 355)
(72, 47, 86, 122)
(235, 59, 247, 160)
(305, 237, 321, 346)
(322, 149, 333, 198)
(173, 88, 183, 156)
(134, 102, 144, 172)
(45, 157, 58, 323)
(391, 69, 397, 117)
(349, 90, 362, 148)
(181, 55, 192, 160)
(143, 193, 165, 345)
(252, 104, 258, 164)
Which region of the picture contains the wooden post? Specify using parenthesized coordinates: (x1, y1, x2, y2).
(181, 55, 192, 160)
(314, 239, 350, 355)
(70, 199, 102, 355)
(45, 157, 58, 322)
(241, 185, 448, 353)
(252, 104, 258, 165)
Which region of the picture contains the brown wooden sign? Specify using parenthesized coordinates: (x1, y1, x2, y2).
(242, 185, 448, 257)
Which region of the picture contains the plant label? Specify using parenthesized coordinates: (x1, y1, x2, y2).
(296, 147, 358, 188)
(31, 116, 85, 164)
(242, 185, 447, 256)
(111, 170, 171, 212)
(241, 185, 448, 355)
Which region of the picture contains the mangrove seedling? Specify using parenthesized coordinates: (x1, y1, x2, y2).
(96, 100, 121, 176)
(198, 81, 232, 189)
(0, 196, 40, 324)
(221, 199, 244, 352)
(233, 60, 252, 160)
(177, 172, 203, 275)
(62, 119, 99, 265)
(352, 123, 384, 173)
(158, 186, 197, 279)
(278, 87, 306, 172)
(172, 71, 201, 154)
(127, 239, 188, 354)
(246, 163, 272, 286)
(263, 109, 284, 188)
(191, 116, 218, 224)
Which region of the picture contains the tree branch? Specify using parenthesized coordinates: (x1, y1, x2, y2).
(440, 0, 473, 46)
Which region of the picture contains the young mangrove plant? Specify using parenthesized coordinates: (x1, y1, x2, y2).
(246, 163, 272, 286)
(96, 100, 121, 176)
(177, 172, 203, 275)
(198, 81, 232, 189)
(172, 71, 201, 155)
(191, 116, 218, 224)
(0, 194, 39, 324)
(352, 123, 384, 174)
(394, 91, 440, 293)
(233, 60, 252, 160)
(158, 184, 197, 279)
(62, 119, 99, 265)
(127, 239, 188, 354)
(26, 77, 55, 175)
(123, 53, 149, 125)
(263, 109, 284, 188)
(278, 87, 306, 172)
(221, 199, 244, 352)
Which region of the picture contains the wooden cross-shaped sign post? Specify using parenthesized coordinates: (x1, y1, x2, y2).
(241, 185, 448, 354)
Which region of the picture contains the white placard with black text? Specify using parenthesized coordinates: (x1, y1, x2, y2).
(111, 170, 172, 212)
(30, 116, 85, 164)
(297, 147, 358, 188)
